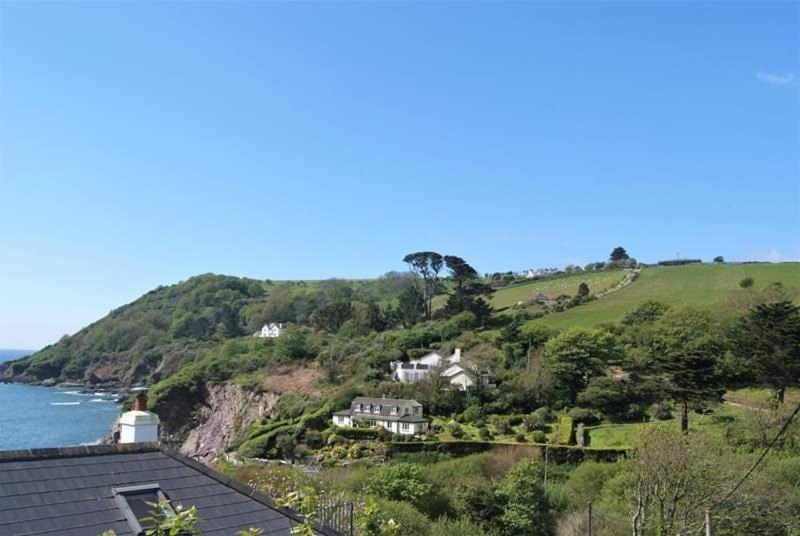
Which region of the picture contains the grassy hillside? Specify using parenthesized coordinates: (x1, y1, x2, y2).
(530, 262, 800, 330)
(490, 271, 627, 310)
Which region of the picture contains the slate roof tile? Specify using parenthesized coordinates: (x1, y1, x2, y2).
(0, 444, 341, 536)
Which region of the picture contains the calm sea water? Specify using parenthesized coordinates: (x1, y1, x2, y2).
(0, 383, 122, 450)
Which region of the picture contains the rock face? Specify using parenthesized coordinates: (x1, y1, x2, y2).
(178, 384, 278, 463)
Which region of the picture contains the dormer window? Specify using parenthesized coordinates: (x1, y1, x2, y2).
(404, 407, 410, 415)
(114, 484, 172, 535)
(414, 407, 421, 415)
(355, 404, 362, 412)
(391, 406, 398, 415)
(365, 404, 371, 412)
(374, 405, 381, 414)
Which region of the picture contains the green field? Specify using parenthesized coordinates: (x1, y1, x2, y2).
(490, 271, 628, 310)
(526, 263, 800, 330)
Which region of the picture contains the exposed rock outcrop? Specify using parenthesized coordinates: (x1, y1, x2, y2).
(178, 384, 278, 463)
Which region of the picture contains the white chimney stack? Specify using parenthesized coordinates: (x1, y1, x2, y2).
(452, 348, 462, 363)
(119, 392, 160, 444)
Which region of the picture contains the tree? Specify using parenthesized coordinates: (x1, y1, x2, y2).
(739, 276, 754, 288)
(403, 252, 444, 320)
(312, 302, 353, 332)
(731, 301, 800, 403)
(610, 246, 629, 261)
(396, 286, 423, 327)
(647, 308, 725, 432)
(544, 328, 621, 404)
(442, 255, 494, 323)
(494, 459, 554, 536)
(621, 300, 668, 325)
(713, 255, 725, 263)
(577, 282, 590, 297)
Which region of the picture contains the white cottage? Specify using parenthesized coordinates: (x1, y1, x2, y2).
(254, 322, 285, 338)
(332, 396, 429, 435)
(391, 348, 491, 390)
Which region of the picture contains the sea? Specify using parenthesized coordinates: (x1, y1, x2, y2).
(0, 350, 122, 450)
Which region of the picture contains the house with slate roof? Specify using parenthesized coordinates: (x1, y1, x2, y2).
(390, 348, 492, 390)
(332, 396, 429, 436)
(0, 393, 343, 536)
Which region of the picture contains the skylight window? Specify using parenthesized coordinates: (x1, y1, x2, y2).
(113, 484, 173, 535)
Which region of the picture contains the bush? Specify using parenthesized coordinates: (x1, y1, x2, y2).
(336, 427, 383, 440)
(530, 430, 546, 443)
(625, 403, 646, 422)
(532, 406, 555, 423)
(490, 415, 513, 435)
(575, 423, 585, 447)
(650, 402, 672, 421)
(366, 464, 434, 512)
(564, 461, 622, 506)
(478, 427, 491, 441)
(377, 500, 432, 536)
(462, 404, 482, 423)
(739, 276, 754, 288)
(429, 517, 485, 536)
(515, 433, 526, 442)
(622, 300, 668, 325)
(522, 412, 548, 432)
(447, 420, 465, 439)
(567, 407, 600, 426)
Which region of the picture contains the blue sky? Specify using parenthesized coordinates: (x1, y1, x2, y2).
(1, 2, 798, 349)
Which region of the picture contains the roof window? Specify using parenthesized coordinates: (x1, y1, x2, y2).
(113, 484, 173, 535)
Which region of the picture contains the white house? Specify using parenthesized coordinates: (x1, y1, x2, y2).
(332, 396, 429, 435)
(391, 348, 491, 390)
(254, 322, 285, 338)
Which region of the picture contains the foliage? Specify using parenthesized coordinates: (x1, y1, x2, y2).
(494, 459, 554, 536)
(403, 252, 445, 321)
(556, 415, 573, 445)
(356, 498, 402, 536)
(429, 517, 486, 536)
(544, 328, 621, 403)
(610, 247, 630, 262)
(739, 276, 754, 288)
(365, 464, 434, 510)
(730, 300, 800, 403)
(621, 300, 668, 325)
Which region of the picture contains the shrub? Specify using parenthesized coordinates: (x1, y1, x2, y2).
(522, 413, 548, 432)
(478, 427, 491, 441)
(377, 500, 431, 536)
(622, 300, 669, 325)
(327, 433, 346, 445)
(490, 415, 513, 435)
(447, 420, 465, 439)
(575, 423, 585, 447)
(462, 404, 482, 423)
(532, 406, 555, 423)
(739, 276, 754, 288)
(530, 430, 546, 443)
(429, 517, 485, 536)
(650, 402, 672, 421)
(365, 464, 433, 510)
(336, 427, 383, 440)
(564, 461, 622, 506)
(515, 433, 526, 442)
(495, 459, 554, 536)
(625, 403, 646, 422)
(567, 407, 600, 426)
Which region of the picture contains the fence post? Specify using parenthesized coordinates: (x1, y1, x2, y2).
(705, 509, 713, 536)
(587, 502, 593, 536)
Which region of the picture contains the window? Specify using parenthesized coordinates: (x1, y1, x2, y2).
(114, 484, 172, 535)
(369, 419, 377, 427)
(391, 406, 398, 415)
(355, 404, 361, 412)
(401, 423, 410, 431)
(374, 405, 381, 414)
(365, 404, 371, 412)
(404, 407, 410, 415)
(414, 407, 421, 415)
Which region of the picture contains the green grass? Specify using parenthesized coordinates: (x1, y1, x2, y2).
(490, 271, 628, 310)
(526, 263, 800, 330)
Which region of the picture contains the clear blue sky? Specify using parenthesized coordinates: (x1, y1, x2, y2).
(1, 2, 798, 349)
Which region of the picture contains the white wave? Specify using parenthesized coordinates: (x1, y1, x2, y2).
(50, 402, 80, 406)
(58, 391, 82, 396)
(89, 398, 111, 403)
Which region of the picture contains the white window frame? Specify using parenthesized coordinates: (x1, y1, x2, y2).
(401, 423, 410, 431)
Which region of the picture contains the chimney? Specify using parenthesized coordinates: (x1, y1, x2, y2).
(453, 348, 462, 362)
(119, 390, 160, 445)
(133, 393, 148, 412)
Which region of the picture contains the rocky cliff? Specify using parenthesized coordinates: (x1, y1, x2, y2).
(176, 384, 278, 463)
